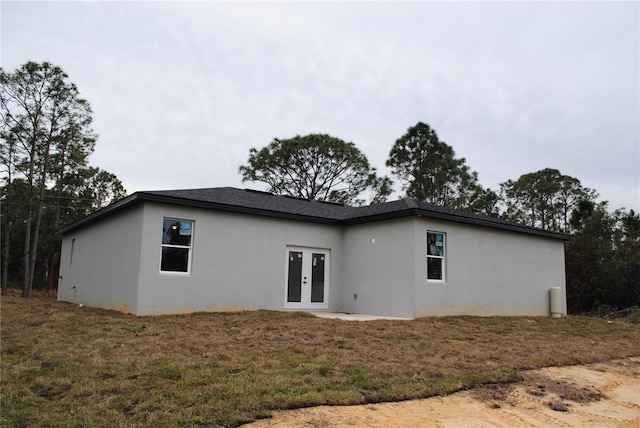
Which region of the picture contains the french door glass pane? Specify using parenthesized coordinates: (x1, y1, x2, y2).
(287, 251, 303, 302)
(311, 253, 325, 303)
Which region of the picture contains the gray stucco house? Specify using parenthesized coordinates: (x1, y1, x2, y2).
(57, 187, 569, 318)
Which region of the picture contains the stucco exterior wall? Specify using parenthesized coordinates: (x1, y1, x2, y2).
(58, 199, 567, 318)
(414, 218, 567, 317)
(341, 218, 417, 318)
(57, 205, 144, 313)
(135, 202, 343, 315)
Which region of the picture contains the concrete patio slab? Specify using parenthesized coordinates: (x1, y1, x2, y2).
(311, 312, 412, 321)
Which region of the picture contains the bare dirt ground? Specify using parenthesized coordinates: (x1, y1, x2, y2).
(245, 357, 640, 427)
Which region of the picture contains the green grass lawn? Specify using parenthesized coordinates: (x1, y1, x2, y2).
(2, 295, 639, 427)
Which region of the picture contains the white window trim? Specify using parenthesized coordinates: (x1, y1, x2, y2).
(427, 230, 446, 283)
(160, 218, 194, 275)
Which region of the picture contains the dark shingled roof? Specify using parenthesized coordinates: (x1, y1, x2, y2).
(59, 187, 571, 240)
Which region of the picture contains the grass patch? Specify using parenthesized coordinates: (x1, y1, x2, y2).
(2, 296, 640, 427)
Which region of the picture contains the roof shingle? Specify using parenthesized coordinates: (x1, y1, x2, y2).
(59, 187, 571, 240)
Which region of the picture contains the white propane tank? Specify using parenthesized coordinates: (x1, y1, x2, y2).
(550, 287, 563, 318)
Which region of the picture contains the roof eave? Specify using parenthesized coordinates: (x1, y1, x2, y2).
(59, 189, 572, 241)
(344, 207, 572, 240)
(58, 191, 341, 235)
(139, 193, 341, 225)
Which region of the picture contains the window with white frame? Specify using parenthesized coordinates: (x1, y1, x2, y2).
(427, 231, 445, 281)
(161, 218, 194, 273)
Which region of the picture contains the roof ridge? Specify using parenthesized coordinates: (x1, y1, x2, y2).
(243, 188, 273, 196)
(402, 198, 420, 209)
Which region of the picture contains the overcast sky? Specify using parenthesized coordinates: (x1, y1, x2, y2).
(2, 1, 639, 211)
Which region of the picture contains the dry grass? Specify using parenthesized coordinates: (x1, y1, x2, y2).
(2, 294, 640, 427)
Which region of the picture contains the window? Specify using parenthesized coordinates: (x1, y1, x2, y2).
(69, 238, 76, 269)
(161, 218, 194, 273)
(427, 231, 445, 281)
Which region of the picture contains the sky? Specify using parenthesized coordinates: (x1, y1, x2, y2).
(2, 1, 639, 211)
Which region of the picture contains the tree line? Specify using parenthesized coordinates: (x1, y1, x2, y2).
(2, 62, 636, 314)
(1, 62, 126, 297)
(239, 122, 639, 314)
(238, 122, 604, 232)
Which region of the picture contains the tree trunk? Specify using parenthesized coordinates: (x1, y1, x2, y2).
(22, 213, 32, 298)
(1, 179, 12, 296)
(27, 141, 52, 293)
(21, 137, 38, 298)
(1, 154, 11, 295)
(1, 223, 6, 296)
(28, 204, 42, 291)
(47, 252, 60, 290)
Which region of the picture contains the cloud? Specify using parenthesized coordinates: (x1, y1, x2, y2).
(2, 1, 638, 211)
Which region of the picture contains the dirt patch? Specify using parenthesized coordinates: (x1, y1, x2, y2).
(244, 357, 640, 427)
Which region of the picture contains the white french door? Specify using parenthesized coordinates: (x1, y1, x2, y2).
(284, 247, 330, 309)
